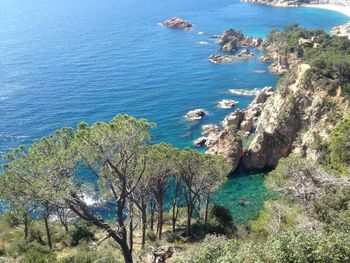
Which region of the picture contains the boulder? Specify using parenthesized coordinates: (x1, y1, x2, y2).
(186, 109, 206, 120)
(162, 17, 192, 30)
(220, 39, 238, 52)
(206, 129, 243, 171)
(222, 110, 244, 129)
(218, 99, 238, 109)
(202, 124, 220, 136)
(194, 136, 207, 146)
(218, 29, 244, 45)
(237, 49, 254, 59)
(209, 55, 235, 64)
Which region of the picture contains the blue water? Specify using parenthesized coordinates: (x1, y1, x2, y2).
(0, 0, 348, 221)
(0, 0, 348, 154)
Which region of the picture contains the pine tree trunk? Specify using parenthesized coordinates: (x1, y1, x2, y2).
(44, 215, 52, 249)
(24, 213, 29, 240)
(204, 193, 210, 225)
(157, 199, 163, 240)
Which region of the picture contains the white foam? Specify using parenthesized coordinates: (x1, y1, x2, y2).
(198, 31, 204, 35)
(229, 89, 260, 96)
(198, 41, 209, 45)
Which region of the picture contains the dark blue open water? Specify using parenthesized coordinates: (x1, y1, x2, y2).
(0, 0, 348, 221)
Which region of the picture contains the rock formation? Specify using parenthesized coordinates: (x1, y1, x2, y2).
(217, 29, 263, 51)
(201, 124, 220, 136)
(218, 99, 239, 109)
(186, 109, 206, 120)
(205, 129, 243, 170)
(162, 17, 192, 30)
(209, 55, 235, 64)
(242, 64, 348, 170)
(205, 87, 274, 170)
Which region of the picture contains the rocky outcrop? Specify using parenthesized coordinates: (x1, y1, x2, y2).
(218, 99, 239, 109)
(201, 124, 220, 135)
(218, 29, 263, 51)
(186, 109, 206, 120)
(209, 55, 235, 64)
(205, 87, 274, 170)
(237, 49, 254, 59)
(242, 64, 349, 170)
(332, 22, 350, 39)
(205, 129, 243, 170)
(194, 136, 207, 146)
(209, 50, 254, 64)
(162, 17, 192, 30)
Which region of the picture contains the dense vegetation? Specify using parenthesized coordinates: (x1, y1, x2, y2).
(2, 26, 350, 263)
(0, 115, 231, 263)
(267, 24, 350, 95)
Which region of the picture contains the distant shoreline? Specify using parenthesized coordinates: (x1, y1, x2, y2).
(303, 4, 350, 18)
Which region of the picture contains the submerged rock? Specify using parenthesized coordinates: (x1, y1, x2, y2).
(162, 17, 192, 30)
(209, 55, 235, 64)
(259, 55, 271, 62)
(186, 109, 206, 120)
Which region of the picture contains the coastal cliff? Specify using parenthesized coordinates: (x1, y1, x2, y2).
(207, 26, 350, 171)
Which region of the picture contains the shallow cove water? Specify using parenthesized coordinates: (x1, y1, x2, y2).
(0, 0, 348, 221)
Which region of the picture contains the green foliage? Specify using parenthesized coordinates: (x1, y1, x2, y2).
(146, 230, 156, 242)
(68, 222, 95, 246)
(210, 205, 233, 227)
(19, 247, 56, 263)
(315, 187, 350, 233)
(173, 232, 350, 263)
(59, 252, 119, 263)
(0, 212, 21, 228)
(329, 115, 350, 174)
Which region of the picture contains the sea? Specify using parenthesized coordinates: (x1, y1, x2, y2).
(0, 0, 348, 222)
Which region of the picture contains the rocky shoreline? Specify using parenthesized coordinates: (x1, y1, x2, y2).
(202, 27, 350, 172)
(163, 17, 349, 173)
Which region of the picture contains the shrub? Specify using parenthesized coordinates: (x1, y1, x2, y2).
(329, 115, 350, 174)
(0, 212, 21, 228)
(68, 222, 95, 246)
(146, 230, 156, 242)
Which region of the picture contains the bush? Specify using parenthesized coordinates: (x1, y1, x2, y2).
(329, 115, 350, 174)
(0, 212, 21, 228)
(19, 248, 56, 263)
(210, 205, 233, 227)
(164, 232, 181, 243)
(68, 222, 95, 246)
(172, 232, 350, 263)
(59, 252, 119, 263)
(146, 230, 156, 242)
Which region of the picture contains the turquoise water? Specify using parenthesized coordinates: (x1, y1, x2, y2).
(0, 0, 348, 220)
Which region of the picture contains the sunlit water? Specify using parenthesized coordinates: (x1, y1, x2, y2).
(0, 0, 348, 221)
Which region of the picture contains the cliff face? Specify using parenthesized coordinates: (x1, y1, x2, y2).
(243, 64, 348, 170)
(244, 0, 350, 7)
